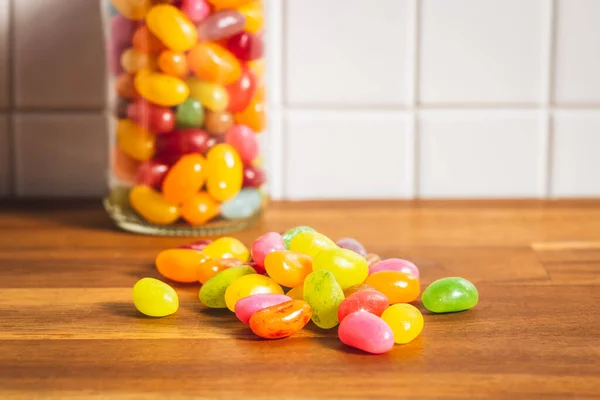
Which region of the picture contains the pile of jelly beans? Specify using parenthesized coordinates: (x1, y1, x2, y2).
(133, 227, 479, 354)
(107, 0, 266, 225)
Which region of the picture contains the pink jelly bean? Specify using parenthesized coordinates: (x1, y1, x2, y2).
(337, 289, 389, 322)
(180, 0, 211, 24)
(338, 312, 394, 354)
(336, 237, 367, 258)
(111, 15, 135, 48)
(369, 258, 419, 279)
(235, 293, 292, 324)
(251, 232, 285, 268)
(178, 239, 213, 251)
(225, 125, 259, 163)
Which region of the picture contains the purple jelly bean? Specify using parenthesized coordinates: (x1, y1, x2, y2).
(336, 237, 367, 258)
(369, 258, 419, 279)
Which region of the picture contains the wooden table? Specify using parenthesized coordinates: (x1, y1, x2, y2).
(1, 200, 599, 399)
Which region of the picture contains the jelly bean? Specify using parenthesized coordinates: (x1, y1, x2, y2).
(202, 237, 249, 262)
(146, 5, 197, 52)
(381, 304, 424, 344)
(155, 128, 211, 164)
(180, 0, 211, 24)
(117, 119, 155, 161)
(251, 232, 285, 268)
(156, 248, 209, 282)
(208, 0, 252, 8)
(365, 271, 420, 304)
(115, 97, 130, 119)
(110, 15, 135, 48)
(196, 10, 246, 42)
(226, 67, 257, 113)
(249, 300, 312, 339)
(286, 285, 304, 301)
(234, 85, 265, 132)
(135, 159, 169, 188)
(132, 26, 165, 54)
(365, 253, 381, 267)
(175, 98, 205, 128)
(187, 78, 229, 112)
(290, 231, 337, 259)
(237, 1, 263, 34)
(421, 277, 478, 313)
(226, 31, 263, 61)
(338, 312, 394, 354)
(225, 274, 283, 311)
(204, 110, 234, 135)
(369, 258, 420, 279)
(264, 250, 312, 289)
(220, 188, 261, 220)
(110, 0, 151, 20)
(134, 69, 189, 107)
(206, 143, 243, 201)
(181, 191, 220, 225)
(337, 289, 389, 322)
(312, 248, 369, 290)
(225, 124, 258, 163)
(199, 265, 256, 308)
(343, 284, 376, 298)
(116, 73, 137, 99)
(161, 154, 206, 204)
(130, 185, 180, 224)
(235, 293, 292, 324)
(127, 99, 176, 133)
(122, 47, 154, 74)
(179, 239, 213, 252)
(335, 238, 367, 258)
(133, 277, 178, 317)
(158, 50, 190, 78)
(282, 226, 315, 250)
(188, 43, 242, 85)
(247, 59, 264, 81)
(247, 260, 266, 275)
(303, 269, 344, 329)
(242, 164, 265, 188)
(196, 257, 242, 284)
(112, 146, 140, 184)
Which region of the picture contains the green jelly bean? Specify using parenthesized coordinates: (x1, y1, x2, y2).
(312, 248, 368, 290)
(282, 226, 315, 249)
(176, 98, 205, 128)
(421, 277, 478, 313)
(199, 265, 256, 308)
(303, 269, 344, 329)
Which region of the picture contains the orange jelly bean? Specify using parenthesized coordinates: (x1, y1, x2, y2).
(146, 5, 198, 52)
(364, 271, 420, 304)
(116, 73, 137, 99)
(121, 48, 154, 74)
(206, 143, 243, 202)
(112, 146, 140, 184)
(132, 26, 166, 54)
(162, 154, 207, 204)
(156, 248, 209, 283)
(187, 43, 242, 85)
(234, 85, 265, 132)
(180, 191, 220, 225)
(129, 185, 180, 225)
(208, 0, 253, 9)
(264, 250, 312, 288)
(116, 119, 155, 161)
(237, 1, 264, 34)
(158, 50, 190, 78)
(196, 258, 243, 284)
(249, 300, 312, 339)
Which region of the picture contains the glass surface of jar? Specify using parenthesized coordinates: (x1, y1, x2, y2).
(101, 0, 267, 236)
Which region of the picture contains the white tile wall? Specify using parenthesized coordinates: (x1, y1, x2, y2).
(0, 0, 598, 199)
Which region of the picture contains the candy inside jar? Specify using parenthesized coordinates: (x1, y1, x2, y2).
(103, 0, 267, 235)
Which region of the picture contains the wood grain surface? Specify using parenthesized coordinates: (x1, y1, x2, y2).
(1, 200, 599, 399)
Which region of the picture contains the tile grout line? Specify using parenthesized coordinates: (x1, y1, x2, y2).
(279, 0, 288, 200)
(411, 0, 421, 199)
(543, 0, 558, 198)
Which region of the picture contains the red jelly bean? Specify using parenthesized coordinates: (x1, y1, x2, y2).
(155, 128, 212, 164)
(225, 124, 259, 163)
(337, 290, 389, 322)
(243, 164, 265, 188)
(225, 67, 257, 113)
(338, 312, 394, 354)
(226, 31, 263, 61)
(127, 99, 175, 134)
(135, 159, 170, 188)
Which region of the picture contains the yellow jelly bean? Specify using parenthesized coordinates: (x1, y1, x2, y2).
(134, 69, 189, 107)
(187, 78, 229, 112)
(237, 1, 264, 34)
(286, 285, 304, 301)
(234, 85, 265, 133)
(224, 274, 284, 312)
(129, 185, 180, 224)
(146, 5, 198, 52)
(133, 277, 178, 317)
(290, 231, 337, 258)
(381, 304, 424, 344)
(206, 144, 243, 202)
(116, 119, 155, 161)
(247, 59, 265, 81)
(209, 0, 253, 9)
(121, 48, 154, 74)
(111, 0, 151, 20)
(201, 237, 249, 262)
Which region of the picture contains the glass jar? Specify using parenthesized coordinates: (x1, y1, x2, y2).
(101, 0, 267, 236)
